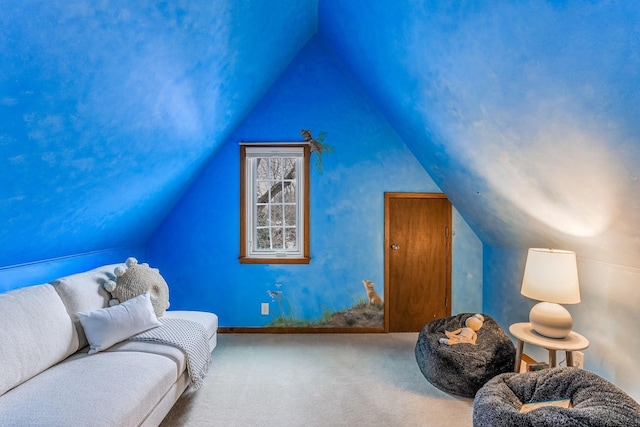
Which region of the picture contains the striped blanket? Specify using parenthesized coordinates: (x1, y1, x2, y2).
(129, 318, 211, 390)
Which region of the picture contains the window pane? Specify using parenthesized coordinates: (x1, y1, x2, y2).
(256, 228, 270, 249)
(270, 186, 283, 203)
(269, 158, 281, 179)
(283, 183, 296, 203)
(271, 204, 283, 225)
(257, 205, 269, 227)
(283, 158, 296, 178)
(256, 181, 269, 200)
(256, 158, 269, 180)
(272, 228, 283, 249)
(285, 228, 296, 249)
(284, 205, 296, 226)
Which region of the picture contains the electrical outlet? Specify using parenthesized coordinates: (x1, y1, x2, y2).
(573, 351, 584, 369)
(261, 303, 269, 315)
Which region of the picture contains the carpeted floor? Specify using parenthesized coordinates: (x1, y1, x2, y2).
(160, 333, 474, 427)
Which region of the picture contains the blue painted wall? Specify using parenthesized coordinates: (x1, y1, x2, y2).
(1, 0, 317, 267)
(0, 246, 143, 293)
(146, 37, 482, 326)
(452, 213, 482, 314)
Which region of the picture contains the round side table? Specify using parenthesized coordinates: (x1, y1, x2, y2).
(509, 322, 589, 373)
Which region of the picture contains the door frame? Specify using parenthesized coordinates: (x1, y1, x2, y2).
(384, 192, 452, 332)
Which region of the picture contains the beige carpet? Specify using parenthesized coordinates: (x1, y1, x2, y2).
(160, 333, 474, 427)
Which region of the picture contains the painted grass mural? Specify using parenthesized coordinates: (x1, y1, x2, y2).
(265, 280, 384, 328)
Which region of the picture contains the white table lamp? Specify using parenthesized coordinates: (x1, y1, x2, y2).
(521, 248, 580, 339)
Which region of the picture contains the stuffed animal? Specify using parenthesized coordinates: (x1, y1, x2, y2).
(103, 257, 170, 317)
(439, 314, 484, 345)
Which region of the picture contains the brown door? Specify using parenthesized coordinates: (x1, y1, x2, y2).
(385, 193, 452, 332)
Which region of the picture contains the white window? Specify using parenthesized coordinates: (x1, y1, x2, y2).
(240, 144, 310, 264)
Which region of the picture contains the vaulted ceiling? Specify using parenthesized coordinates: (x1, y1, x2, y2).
(2, 1, 640, 268)
(319, 1, 640, 268)
(1, 1, 317, 266)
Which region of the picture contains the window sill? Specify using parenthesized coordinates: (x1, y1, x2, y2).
(238, 256, 311, 265)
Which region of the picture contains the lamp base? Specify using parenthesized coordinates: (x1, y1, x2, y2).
(529, 302, 573, 338)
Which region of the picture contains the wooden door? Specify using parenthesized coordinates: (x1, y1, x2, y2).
(385, 193, 452, 332)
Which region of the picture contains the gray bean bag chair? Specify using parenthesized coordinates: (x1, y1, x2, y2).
(415, 313, 515, 397)
(473, 367, 640, 427)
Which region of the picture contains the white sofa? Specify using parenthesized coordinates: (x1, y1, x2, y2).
(0, 264, 218, 427)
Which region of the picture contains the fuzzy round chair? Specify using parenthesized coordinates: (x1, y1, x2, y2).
(415, 313, 515, 397)
(473, 367, 640, 427)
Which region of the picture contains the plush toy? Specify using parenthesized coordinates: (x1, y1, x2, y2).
(103, 257, 170, 317)
(439, 314, 484, 345)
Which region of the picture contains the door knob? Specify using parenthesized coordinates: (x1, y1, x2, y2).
(391, 243, 400, 250)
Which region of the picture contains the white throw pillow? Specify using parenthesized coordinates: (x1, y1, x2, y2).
(77, 291, 161, 354)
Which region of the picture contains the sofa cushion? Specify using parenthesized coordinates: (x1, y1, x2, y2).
(105, 310, 220, 373)
(51, 263, 123, 348)
(0, 284, 79, 396)
(107, 340, 189, 376)
(77, 292, 161, 354)
(0, 350, 179, 427)
(164, 310, 219, 352)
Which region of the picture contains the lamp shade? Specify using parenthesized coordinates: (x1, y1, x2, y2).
(521, 248, 580, 304)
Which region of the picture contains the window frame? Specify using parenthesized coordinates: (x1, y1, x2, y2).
(239, 143, 310, 264)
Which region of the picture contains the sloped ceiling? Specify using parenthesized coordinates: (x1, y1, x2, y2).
(0, 1, 317, 266)
(319, 1, 640, 268)
(3, 1, 640, 270)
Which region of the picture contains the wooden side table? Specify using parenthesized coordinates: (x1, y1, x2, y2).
(509, 322, 589, 373)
